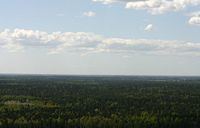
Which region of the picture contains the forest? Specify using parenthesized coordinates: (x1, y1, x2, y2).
(0, 75, 200, 128)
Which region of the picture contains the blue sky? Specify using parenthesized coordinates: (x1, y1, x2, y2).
(0, 0, 200, 75)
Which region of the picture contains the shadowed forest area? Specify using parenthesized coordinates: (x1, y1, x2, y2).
(0, 75, 200, 128)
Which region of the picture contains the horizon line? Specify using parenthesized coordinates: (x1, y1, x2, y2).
(0, 73, 200, 77)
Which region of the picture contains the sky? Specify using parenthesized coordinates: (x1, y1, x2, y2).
(0, 0, 200, 76)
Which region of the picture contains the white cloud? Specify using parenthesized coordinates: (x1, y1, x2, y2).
(92, 0, 200, 14)
(188, 11, 200, 25)
(0, 29, 200, 56)
(189, 16, 200, 25)
(83, 11, 96, 17)
(144, 24, 153, 31)
(127, 0, 200, 14)
(92, 0, 144, 4)
(92, 0, 117, 4)
(1, 43, 24, 53)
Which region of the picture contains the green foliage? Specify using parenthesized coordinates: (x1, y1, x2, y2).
(0, 75, 200, 127)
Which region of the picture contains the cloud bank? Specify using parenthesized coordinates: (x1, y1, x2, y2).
(92, 0, 200, 14)
(0, 29, 200, 56)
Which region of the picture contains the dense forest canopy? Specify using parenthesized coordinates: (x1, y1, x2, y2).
(0, 75, 200, 128)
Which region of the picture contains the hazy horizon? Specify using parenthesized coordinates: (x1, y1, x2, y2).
(0, 72, 200, 77)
